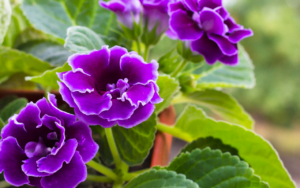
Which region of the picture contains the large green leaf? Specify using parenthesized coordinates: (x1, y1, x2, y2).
(25, 63, 71, 90)
(173, 90, 254, 129)
(124, 169, 199, 188)
(21, 0, 117, 39)
(2, 5, 30, 47)
(0, 95, 17, 113)
(155, 75, 180, 113)
(180, 137, 239, 158)
(18, 40, 72, 66)
(0, 46, 52, 82)
(0, 0, 12, 45)
(0, 98, 27, 122)
(166, 148, 268, 188)
(97, 114, 157, 166)
(194, 46, 255, 89)
(171, 106, 295, 188)
(65, 26, 105, 53)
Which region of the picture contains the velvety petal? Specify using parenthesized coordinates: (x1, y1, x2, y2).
(99, 99, 136, 121)
(122, 83, 155, 106)
(165, 28, 178, 39)
(74, 108, 116, 127)
(29, 177, 42, 188)
(169, 1, 186, 12)
(25, 142, 37, 158)
(199, 0, 222, 10)
(150, 82, 163, 104)
(224, 17, 242, 32)
(117, 103, 155, 128)
(182, 0, 198, 12)
(41, 152, 87, 188)
(37, 139, 78, 173)
(100, 0, 126, 12)
(219, 54, 238, 66)
(191, 34, 224, 65)
(58, 82, 77, 108)
(16, 102, 42, 132)
(22, 156, 50, 177)
(65, 121, 99, 163)
(0, 137, 29, 186)
(61, 71, 95, 93)
(72, 91, 112, 115)
(50, 122, 66, 155)
(228, 29, 253, 43)
(170, 10, 203, 40)
(208, 33, 238, 55)
(199, 8, 227, 35)
(214, 6, 229, 19)
(68, 47, 110, 78)
(40, 115, 61, 130)
(120, 54, 159, 84)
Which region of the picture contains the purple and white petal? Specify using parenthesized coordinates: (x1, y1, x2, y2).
(208, 33, 238, 56)
(199, 8, 227, 35)
(74, 108, 116, 127)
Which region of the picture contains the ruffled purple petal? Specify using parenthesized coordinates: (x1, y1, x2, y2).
(58, 82, 77, 108)
(208, 33, 238, 55)
(37, 139, 78, 173)
(170, 10, 203, 40)
(65, 121, 99, 163)
(150, 82, 163, 104)
(228, 29, 253, 43)
(68, 47, 110, 78)
(74, 108, 116, 127)
(100, 0, 126, 12)
(120, 55, 159, 84)
(99, 99, 136, 121)
(61, 71, 95, 93)
(191, 34, 224, 64)
(182, 0, 198, 12)
(0, 137, 29, 186)
(224, 17, 242, 33)
(40, 115, 61, 130)
(214, 6, 229, 19)
(22, 156, 50, 177)
(40, 152, 87, 188)
(16, 102, 42, 132)
(117, 103, 155, 128)
(122, 83, 155, 106)
(198, 0, 222, 10)
(199, 8, 227, 35)
(219, 54, 238, 66)
(50, 122, 66, 155)
(71, 91, 112, 115)
(29, 177, 42, 188)
(169, 1, 186, 12)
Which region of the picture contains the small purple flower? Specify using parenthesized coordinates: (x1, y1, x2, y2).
(169, 0, 253, 65)
(0, 94, 98, 188)
(58, 46, 163, 128)
(100, 0, 171, 35)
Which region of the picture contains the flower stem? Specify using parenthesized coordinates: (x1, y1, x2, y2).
(123, 168, 150, 181)
(86, 175, 113, 183)
(170, 60, 188, 78)
(156, 123, 193, 142)
(105, 128, 123, 170)
(136, 39, 142, 55)
(144, 45, 150, 61)
(86, 160, 118, 181)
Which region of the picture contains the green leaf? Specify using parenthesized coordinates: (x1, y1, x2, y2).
(25, 63, 71, 90)
(173, 106, 295, 188)
(0, 98, 27, 122)
(166, 148, 268, 188)
(13, 27, 49, 48)
(97, 114, 157, 166)
(158, 48, 182, 75)
(124, 169, 199, 188)
(195, 46, 255, 89)
(0, 0, 12, 45)
(0, 95, 17, 113)
(155, 75, 180, 113)
(65, 26, 105, 53)
(0, 118, 4, 129)
(180, 137, 239, 158)
(173, 90, 254, 129)
(21, 0, 117, 39)
(0, 46, 52, 82)
(18, 40, 72, 66)
(2, 5, 30, 47)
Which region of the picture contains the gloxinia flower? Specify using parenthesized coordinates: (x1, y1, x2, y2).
(168, 0, 253, 65)
(0, 94, 98, 188)
(100, 0, 171, 35)
(58, 46, 162, 128)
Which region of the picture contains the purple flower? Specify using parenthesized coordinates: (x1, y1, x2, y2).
(0, 94, 98, 188)
(58, 46, 163, 128)
(100, 0, 171, 35)
(168, 0, 253, 65)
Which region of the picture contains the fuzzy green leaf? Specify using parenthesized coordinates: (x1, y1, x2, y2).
(124, 169, 199, 188)
(155, 75, 180, 113)
(65, 26, 105, 53)
(173, 106, 295, 188)
(0, 98, 27, 122)
(25, 63, 71, 90)
(166, 148, 269, 188)
(0, 0, 12, 45)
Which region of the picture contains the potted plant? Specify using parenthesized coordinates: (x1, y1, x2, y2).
(0, 0, 296, 188)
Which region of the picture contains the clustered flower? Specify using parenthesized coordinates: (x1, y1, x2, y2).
(0, 94, 98, 188)
(58, 46, 162, 128)
(168, 0, 253, 65)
